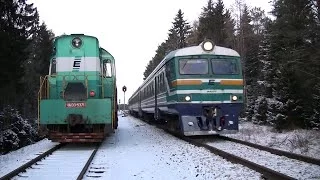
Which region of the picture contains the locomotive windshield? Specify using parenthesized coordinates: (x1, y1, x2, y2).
(211, 59, 239, 75)
(179, 59, 208, 75)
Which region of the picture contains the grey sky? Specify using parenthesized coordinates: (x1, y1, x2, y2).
(29, 0, 272, 103)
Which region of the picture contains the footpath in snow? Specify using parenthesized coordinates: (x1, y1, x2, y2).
(84, 115, 261, 180)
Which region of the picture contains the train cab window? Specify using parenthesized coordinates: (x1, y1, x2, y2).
(211, 59, 239, 74)
(52, 47, 56, 56)
(179, 59, 208, 75)
(103, 60, 112, 77)
(50, 58, 56, 75)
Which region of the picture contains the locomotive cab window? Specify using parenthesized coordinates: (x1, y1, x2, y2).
(179, 59, 208, 75)
(103, 59, 112, 77)
(50, 58, 56, 75)
(211, 58, 239, 75)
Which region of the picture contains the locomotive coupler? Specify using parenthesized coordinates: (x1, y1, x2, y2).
(203, 106, 222, 131)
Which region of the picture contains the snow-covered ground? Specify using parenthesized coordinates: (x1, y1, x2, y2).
(13, 144, 96, 180)
(207, 140, 320, 179)
(84, 115, 261, 180)
(225, 121, 320, 159)
(1, 115, 319, 180)
(0, 139, 58, 177)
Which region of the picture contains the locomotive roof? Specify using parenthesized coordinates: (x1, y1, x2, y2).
(54, 34, 99, 42)
(165, 45, 240, 59)
(128, 43, 240, 101)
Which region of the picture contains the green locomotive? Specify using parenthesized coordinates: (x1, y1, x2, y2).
(38, 34, 118, 142)
(128, 40, 244, 136)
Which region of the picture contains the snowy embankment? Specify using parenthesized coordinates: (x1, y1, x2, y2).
(207, 141, 320, 180)
(84, 116, 261, 180)
(0, 138, 58, 177)
(225, 121, 320, 159)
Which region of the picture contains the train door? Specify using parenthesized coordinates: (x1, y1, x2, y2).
(154, 76, 159, 120)
(138, 88, 142, 117)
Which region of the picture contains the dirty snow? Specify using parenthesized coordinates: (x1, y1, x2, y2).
(207, 140, 320, 180)
(0, 138, 58, 177)
(84, 116, 261, 180)
(225, 121, 320, 159)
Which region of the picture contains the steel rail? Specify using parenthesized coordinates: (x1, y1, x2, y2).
(218, 135, 320, 166)
(0, 143, 65, 180)
(77, 143, 101, 180)
(153, 122, 296, 180)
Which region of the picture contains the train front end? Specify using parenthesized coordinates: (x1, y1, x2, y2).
(171, 41, 244, 136)
(38, 34, 115, 142)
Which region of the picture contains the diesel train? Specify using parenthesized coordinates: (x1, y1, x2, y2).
(128, 40, 244, 136)
(38, 34, 118, 142)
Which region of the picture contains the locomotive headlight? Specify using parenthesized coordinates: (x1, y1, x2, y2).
(202, 40, 214, 51)
(72, 37, 82, 48)
(185, 96, 191, 101)
(232, 95, 238, 101)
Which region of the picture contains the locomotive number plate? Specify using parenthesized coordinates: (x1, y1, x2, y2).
(65, 102, 86, 108)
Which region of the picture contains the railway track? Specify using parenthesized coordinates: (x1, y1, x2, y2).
(0, 143, 100, 180)
(160, 127, 296, 180)
(201, 136, 320, 179)
(129, 115, 314, 180)
(218, 135, 320, 166)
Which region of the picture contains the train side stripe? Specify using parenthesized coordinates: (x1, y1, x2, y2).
(170, 89, 243, 95)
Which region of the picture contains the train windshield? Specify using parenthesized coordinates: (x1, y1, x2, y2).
(211, 59, 239, 74)
(179, 59, 208, 75)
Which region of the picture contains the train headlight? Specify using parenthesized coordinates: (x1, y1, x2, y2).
(232, 95, 238, 101)
(185, 96, 191, 101)
(202, 40, 214, 51)
(72, 37, 82, 48)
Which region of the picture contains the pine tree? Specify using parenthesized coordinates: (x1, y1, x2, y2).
(0, 0, 39, 107)
(269, 0, 318, 129)
(22, 23, 55, 117)
(143, 9, 191, 80)
(213, 0, 227, 45)
(224, 9, 236, 48)
(198, 0, 216, 42)
(186, 20, 201, 46)
(172, 9, 191, 48)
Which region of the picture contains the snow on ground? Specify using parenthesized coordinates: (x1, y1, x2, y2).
(13, 144, 96, 180)
(84, 115, 261, 180)
(0, 138, 58, 177)
(225, 120, 320, 159)
(207, 140, 320, 180)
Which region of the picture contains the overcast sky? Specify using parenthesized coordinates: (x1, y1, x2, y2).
(29, 0, 272, 103)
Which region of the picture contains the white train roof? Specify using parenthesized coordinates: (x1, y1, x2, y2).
(165, 44, 240, 59)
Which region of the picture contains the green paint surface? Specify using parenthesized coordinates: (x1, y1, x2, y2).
(54, 35, 99, 57)
(40, 99, 112, 124)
